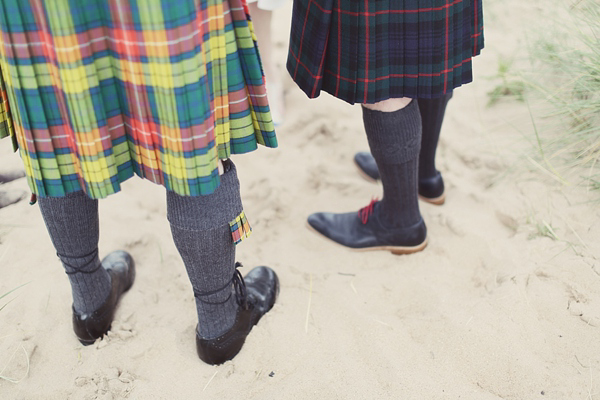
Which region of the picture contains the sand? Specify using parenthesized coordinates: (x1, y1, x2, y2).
(1, 0, 599, 399)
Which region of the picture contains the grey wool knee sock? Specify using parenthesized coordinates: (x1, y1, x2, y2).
(362, 100, 423, 228)
(167, 160, 243, 340)
(38, 191, 111, 314)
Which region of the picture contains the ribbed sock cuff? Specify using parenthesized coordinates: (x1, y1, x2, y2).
(362, 100, 422, 165)
(167, 161, 243, 231)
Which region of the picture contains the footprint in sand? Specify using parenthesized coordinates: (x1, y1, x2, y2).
(108, 319, 137, 342)
(434, 213, 467, 237)
(92, 313, 137, 349)
(305, 164, 355, 196)
(74, 368, 136, 399)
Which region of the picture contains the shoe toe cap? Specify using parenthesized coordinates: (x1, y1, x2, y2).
(353, 151, 371, 164)
(102, 250, 135, 292)
(307, 212, 339, 237)
(244, 266, 279, 312)
(307, 212, 326, 229)
(354, 152, 380, 181)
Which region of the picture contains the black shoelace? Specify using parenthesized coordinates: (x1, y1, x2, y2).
(194, 262, 248, 309)
(57, 248, 103, 275)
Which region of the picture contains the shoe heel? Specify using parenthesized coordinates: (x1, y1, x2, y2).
(389, 240, 428, 255)
(419, 193, 446, 205)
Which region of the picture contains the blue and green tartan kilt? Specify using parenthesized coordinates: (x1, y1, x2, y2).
(287, 0, 484, 104)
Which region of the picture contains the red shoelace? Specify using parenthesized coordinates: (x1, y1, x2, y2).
(358, 197, 379, 224)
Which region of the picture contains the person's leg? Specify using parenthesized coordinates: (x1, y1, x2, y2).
(167, 160, 278, 364)
(362, 98, 422, 229)
(167, 163, 240, 340)
(354, 93, 452, 204)
(417, 93, 452, 180)
(307, 98, 427, 254)
(38, 191, 135, 345)
(414, 93, 453, 202)
(248, 2, 285, 124)
(38, 191, 111, 314)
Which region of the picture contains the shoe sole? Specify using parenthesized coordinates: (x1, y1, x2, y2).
(306, 222, 428, 255)
(421, 193, 445, 205)
(354, 161, 446, 206)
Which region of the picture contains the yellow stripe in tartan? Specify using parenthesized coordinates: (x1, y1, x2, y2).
(142, 29, 170, 58)
(0, 38, 17, 148)
(207, 3, 223, 30)
(8, 57, 210, 93)
(138, 3, 169, 58)
(248, 20, 258, 43)
(60, 65, 96, 93)
(53, 34, 83, 64)
(209, 36, 227, 60)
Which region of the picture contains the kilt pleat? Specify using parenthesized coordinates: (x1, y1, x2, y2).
(287, 0, 485, 104)
(0, 0, 277, 199)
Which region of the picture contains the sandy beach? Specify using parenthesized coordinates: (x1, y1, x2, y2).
(1, 0, 599, 399)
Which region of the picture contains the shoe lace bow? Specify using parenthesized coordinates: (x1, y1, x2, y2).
(358, 197, 378, 224)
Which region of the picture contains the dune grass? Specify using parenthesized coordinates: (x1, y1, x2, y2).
(522, 0, 600, 193)
(0, 283, 28, 313)
(487, 1, 600, 195)
(486, 58, 526, 107)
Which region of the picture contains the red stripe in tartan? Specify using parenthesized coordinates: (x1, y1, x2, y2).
(312, 30, 330, 98)
(308, 0, 333, 14)
(332, 0, 464, 17)
(291, 53, 473, 87)
(293, 0, 332, 84)
(473, 0, 479, 54)
(444, 0, 449, 93)
(289, 47, 323, 80)
(324, 57, 472, 84)
(363, 0, 369, 104)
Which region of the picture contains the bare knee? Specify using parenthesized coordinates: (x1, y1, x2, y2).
(362, 98, 412, 112)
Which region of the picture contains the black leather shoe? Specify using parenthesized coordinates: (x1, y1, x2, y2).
(417, 171, 445, 205)
(307, 201, 427, 254)
(196, 266, 279, 365)
(354, 152, 380, 182)
(72, 250, 136, 345)
(353, 152, 446, 205)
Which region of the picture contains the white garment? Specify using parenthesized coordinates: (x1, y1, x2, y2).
(246, 0, 287, 11)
